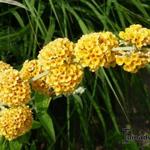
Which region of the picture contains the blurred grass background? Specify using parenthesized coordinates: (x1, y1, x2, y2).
(0, 0, 150, 149)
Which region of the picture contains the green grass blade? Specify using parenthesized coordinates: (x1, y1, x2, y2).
(89, 0, 118, 31)
(81, 0, 108, 29)
(61, 0, 68, 37)
(113, 0, 126, 28)
(131, 0, 149, 18)
(24, 0, 47, 38)
(86, 90, 107, 143)
(44, 16, 55, 44)
(99, 68, 129, 122)
(48, 0, 64, 36)
(0, 0, 27, 10)
(67, 96, 70, 150)
(73, 94, 93, 149)
(65, 5, 89, 34)
(0, 27, 28, 41)
(11, 10, 25, 27)
(98, 83, 120, 133)
(108, 69, 125, 105)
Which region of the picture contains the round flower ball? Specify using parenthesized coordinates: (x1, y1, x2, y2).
(115, 51, 149, 73)
(0, 106, 32, 140)
(38, 38, 75, 70)
(119, 24, 150, 49)
(20, 60, 54, 96)
(0, 69, 31, 106)
(46, 63, 83, 95)
(74, 32, 119, 72)
(20, 60, 41, 80)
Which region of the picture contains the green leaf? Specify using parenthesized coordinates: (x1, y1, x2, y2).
(0, 137, 8, 150)
(34, 92, 51, 112)
(125, 141, 139, 150)
(17, 132, 31, 144)
(38, 112, 55, 143)
(73, 94, 83, 109)
(9, 140, 22, 150)
(0, 136, 4, 146)
(32, 120, 41, 129)
(30, 142, 36, 150)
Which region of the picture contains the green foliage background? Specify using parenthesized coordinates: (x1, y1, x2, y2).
(0, 0, 150, 149)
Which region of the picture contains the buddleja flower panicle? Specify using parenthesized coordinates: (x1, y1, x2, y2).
(20, 59, 54, 96)
(38, 38, 75, 70)
(119, 24, 150, 49)
(74, 32, 119, 72)
(0, 106, 33, 140)
(0, 69, 31, 106)
(115, 51, 149, 73)
(46, 63, 83, 95)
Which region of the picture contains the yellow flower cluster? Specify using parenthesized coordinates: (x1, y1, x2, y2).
(0, 106, 32, 140)
(20, 60, 41, 80)
(20, 60, 53, 96)
(0, 61, 32, 140)
(74, 32, 118, 72)
(46, 63, 83, 95)
(37, 38, 83, 95)
(115, 51, 149, 73)
(0, 69, 31, 107)
(119, 24, 150, 48)
(38, 38, 74, 70)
